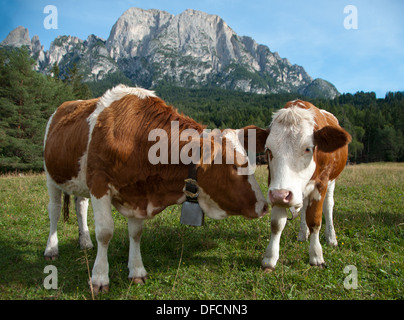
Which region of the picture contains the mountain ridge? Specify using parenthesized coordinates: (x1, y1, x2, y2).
(1, 8, 339, 99)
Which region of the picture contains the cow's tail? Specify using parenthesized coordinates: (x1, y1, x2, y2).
(63, 193, 70, 222)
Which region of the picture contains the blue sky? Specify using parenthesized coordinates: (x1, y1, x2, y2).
(1, 0, 403, 97)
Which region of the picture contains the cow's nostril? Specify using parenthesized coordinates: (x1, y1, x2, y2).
(269, 189, 293, 205)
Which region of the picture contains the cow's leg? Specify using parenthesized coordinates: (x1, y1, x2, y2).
(44, 177, 62, 260)
(90, 193, 114, 294)
(297, 198, 309, 242)
(262, 206, 288, 271)
(323, 180, 338, 246)
(127, 217, 147, 284)
(306, 194, 327, 267)
(74, 196, 94, 250)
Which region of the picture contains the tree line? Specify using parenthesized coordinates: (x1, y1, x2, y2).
(0, 47, 91, 172)
(0, 47, 403, 172)
(154, 86, 404, 163)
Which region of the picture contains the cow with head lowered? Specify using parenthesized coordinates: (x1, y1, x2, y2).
(261, 100, 351, 271)
(43, 84, 268, 293)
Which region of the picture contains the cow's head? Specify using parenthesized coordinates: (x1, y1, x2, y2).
(265, 100, 351, 211)
(194, 127, 269, 219)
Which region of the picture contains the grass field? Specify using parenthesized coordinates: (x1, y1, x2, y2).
(0, 163, 402, 300)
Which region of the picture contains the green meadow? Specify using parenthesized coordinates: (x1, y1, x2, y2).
(0, 163, 402, 300)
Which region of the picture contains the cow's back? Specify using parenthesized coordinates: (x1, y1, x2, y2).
(44, 99, 98, 184)
(85, 94, 204, 205)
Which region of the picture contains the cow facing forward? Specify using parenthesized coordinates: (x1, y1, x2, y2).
(262, 100, 351, 270)
(43, 85, 268, 293)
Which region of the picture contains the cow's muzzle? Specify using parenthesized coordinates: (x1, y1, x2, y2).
(269, 189, 293, 207)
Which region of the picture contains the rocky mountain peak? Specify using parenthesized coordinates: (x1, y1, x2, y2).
(107, 7, 173, 59)
(1, 26, 31, 48)
(1, 26, 46, 68)
(1, 8, 339, 99)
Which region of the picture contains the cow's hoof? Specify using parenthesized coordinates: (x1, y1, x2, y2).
(79, 232, 94, 250)
(89, 279, 110, 295)
(44, 254, 58, 261)
(297, 235, 309, 242)
(129, 276, 147, 285)
(80, 242, 94, 250)
(91, 283, 110, 295)
(44, 247, 59, 260)
(326, 240, 338, 247)
(310, 262, 326, 269)
(262, 267, 275, 273)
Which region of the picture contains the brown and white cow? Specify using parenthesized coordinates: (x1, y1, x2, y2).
(261, 100, 351, 270)
(43, 84, 268, 293)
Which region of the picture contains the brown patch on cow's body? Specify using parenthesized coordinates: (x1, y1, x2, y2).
(306, 143, 349, 232)
(86, 95, 205, 215)
(44, 99, 98, 184)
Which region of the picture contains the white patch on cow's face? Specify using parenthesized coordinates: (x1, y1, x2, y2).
(266, 106, 317, 209)
(197, 186, 229, 220)
(223, 129, 251, 173)
(224, 129, 246, 159)
(221, 129, 267, 217)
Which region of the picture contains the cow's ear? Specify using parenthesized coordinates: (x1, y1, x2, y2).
(314, 126, 352, 153)
(239, 125, 270, 153)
